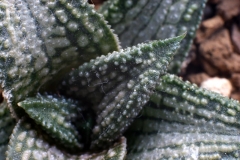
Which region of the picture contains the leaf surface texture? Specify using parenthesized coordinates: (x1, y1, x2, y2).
(99, 0, 206, 73)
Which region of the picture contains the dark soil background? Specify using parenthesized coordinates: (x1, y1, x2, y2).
(90, 0, 240, 101)
(181, 0, 240, 100)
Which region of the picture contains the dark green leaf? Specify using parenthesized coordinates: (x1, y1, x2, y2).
(125, 74, 240, 159)
(0, 0, 120, 118)
(60, 34, 185, 149)
(99, 0, 206, 73)
(6, 119, 127, 160)
(18, 94, 84, 150)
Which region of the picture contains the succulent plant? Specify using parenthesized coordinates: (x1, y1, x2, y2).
(0, 0, 240, 159)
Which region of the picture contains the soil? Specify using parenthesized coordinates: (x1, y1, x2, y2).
(181, 0, 240, 101)
(90, 0, 240, 101)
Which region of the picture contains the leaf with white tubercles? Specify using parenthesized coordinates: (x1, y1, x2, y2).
(99, 0, 206, 73)
(17, 94, 85, 150)
(125, 74, 240, 159)
(6, 119, 127, 160)
(151, 74, 240, 128)
(0, 0, 120, 118)
(60, 34, 185, 149)
(0, 101, 16, 159)
(127, 120, 240, 159)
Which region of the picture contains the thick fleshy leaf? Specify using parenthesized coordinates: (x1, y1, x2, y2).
(60, 34, 185, 149)
(18, 94, 84, 150)
(125, 74, 240, 159)
(99, 0, 206, 73)
(127, 121, 240, 159)
(0, 101, 16, 159)
(6, 119, 127, 160)
(0, 0, 120, 118)
(152, 74, 240, 128)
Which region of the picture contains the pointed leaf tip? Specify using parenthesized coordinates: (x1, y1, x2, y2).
(59, 35, 182, 149)
(18, 94, 83, 150)
(100, 0, 206, 74)
(179, 32, 187, 40)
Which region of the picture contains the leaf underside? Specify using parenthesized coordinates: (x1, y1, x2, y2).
(99, 0, 207, 73)
(0, 0, 120, 118)
(18, 94, 84, 150)
(126, 74, 240, 159)
(6, 119, 127, 160)
(60, 35, 184, 149)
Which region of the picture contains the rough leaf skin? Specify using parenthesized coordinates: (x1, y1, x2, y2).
(99, 0, 206, 73)
(6, 119, 127, 160)
(127, 121, 240, 159)
(0, 0, 120, 118)
(17, 94, 84, 150)
(60, 34, 185, 149)
(125, 74, 240, 159)
(0, 101, 16, 159)
(153, 74, 240, 128)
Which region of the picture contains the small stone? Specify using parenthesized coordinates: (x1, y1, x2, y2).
(195, 15, 224, 43)
(202, 15, 224, 29)
(201, 60, 219, 76)
(199, 29, 240, 74)
(200, 29, 233, 60)
(200, 77, 232, 97)
(217, 0, 240, 20)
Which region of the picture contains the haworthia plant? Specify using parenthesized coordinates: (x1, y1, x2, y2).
(60, 34, 185, 149)
(1, 0, 239, 159)
(0, 0, 119, 118)
(99, 0, 206, 73)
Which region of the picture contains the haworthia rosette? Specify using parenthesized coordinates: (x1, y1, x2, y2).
(125, 74, 240, 159)
(99, 0, 206, 73)
(6, 119, 127, 160)
(0, 0, 119, 118)
(60, 34, 185, 149)
(17, 94, 84, 150)
(0, 101, 16, 159)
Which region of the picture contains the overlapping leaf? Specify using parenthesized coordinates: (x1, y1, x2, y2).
(0, 0, 120, 118)
(18, 94, 84, 150)
(6, 119, 127, 160)
(99, 0, 206, 73)
(60, 34, 185, 149)
(126, 74, 240, 159)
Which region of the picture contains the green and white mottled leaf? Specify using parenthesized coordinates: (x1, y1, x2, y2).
(152, 74, 240, 128)
(60, 34, 185, 149)
(18, 94, 83, 150)
(127, 120, 240, 159)
(6, 119, 127, 160)
(99, 0, 206, 73)
(125, 74, 240, 159)
(0, 0, 120, 118)
(0, 100, 16, 159)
